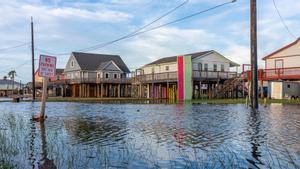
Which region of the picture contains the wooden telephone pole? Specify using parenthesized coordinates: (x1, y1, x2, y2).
(250, 0, 258, 108)
(31, 17, 36, 101)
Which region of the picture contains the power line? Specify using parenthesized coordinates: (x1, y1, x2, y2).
(0, 42, 30, 52)
(49, 0, 235, 55)
(40, 0, 190, 56)
(77, 0, 189, 53)
(78, 0, 236, 53)
(272, 0, 297, 39)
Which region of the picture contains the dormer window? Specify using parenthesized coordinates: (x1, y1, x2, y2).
(114, 74, 118, 79)
(165, 66, 169, 71)
(105, 73, 109, 79)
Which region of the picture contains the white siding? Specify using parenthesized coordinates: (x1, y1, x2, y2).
(266, 56, 300, 69)
(142, 62, 177, 74)
(192, 52, 231, 71)
(265, 40, 300, 69)
(139, 51, 235, 74)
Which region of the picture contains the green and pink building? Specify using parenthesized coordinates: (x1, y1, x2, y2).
(134, 50, 240, 101)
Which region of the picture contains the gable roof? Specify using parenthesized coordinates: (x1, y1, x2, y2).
(262, 38, 300, 60)
(145, 50, 239, 67)
(97, 60, 121, 71)
(72, 52, 130, 73)
(146, 51, 213, 65)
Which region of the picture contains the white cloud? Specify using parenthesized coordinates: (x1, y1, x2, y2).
(21, 5, 132, 22)
(108, 27, 217, 69)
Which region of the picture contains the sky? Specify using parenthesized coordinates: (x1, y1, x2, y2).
(0, 0, 299, 83)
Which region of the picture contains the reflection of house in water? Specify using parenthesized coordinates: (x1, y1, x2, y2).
(64, 116, 127, 145)
(135, 110, 231, 150)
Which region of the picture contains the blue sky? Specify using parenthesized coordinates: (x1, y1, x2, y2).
(0, 0, 299, 83)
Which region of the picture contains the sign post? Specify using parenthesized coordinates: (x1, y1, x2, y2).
(34, 55, 56, 121)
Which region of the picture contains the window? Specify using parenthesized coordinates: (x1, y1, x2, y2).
(198, 63, 202, 71)
(151, 67, 155, 74)
(221, 64, 224, 72)
(114, 74, 118, 79)
(213, 64, 217, 71)
(165, 66, 169, 71)
(97, 74, 100, 78)
(71, 60, 74, 67)
(204, 64, 208, 71)
(105, 73, 109, 79)
(287, 84, 290, 88)
(57, 75, 60, 80)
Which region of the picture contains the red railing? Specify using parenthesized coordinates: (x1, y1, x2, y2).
(245, 67, 300, 80)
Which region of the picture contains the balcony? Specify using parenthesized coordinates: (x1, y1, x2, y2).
(135, 70, 238, 83)
(65, 77, 131, 84)
(193, 70, 238, 80)
(245, 67, 300, 81)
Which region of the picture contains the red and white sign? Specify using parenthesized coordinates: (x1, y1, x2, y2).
(39, 55, 56, 77)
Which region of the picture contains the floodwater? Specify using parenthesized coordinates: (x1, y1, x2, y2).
(0, 102, 299, 169)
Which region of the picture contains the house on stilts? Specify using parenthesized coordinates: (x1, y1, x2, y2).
(259, 38, 300, 99)
(64, 52, 131, 98)
(133, 50, 240, 101)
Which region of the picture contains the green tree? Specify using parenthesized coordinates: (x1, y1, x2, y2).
(8, 70, 16, 94)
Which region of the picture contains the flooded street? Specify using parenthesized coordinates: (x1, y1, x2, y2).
(0, 102, 299, 169)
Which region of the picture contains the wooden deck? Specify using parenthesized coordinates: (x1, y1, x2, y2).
(135, 70, 238, 83)
(65, 78, 132, 84)
(246, 67, 300, 81)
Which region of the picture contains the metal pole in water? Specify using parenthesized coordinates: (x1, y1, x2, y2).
(39, 77, 48, 119)
(250, 0, 258, 109)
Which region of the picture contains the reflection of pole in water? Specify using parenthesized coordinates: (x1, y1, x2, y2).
(29, 120, 36, 169)
(246, 109, 265, 168)
(38, 122, 57, 169)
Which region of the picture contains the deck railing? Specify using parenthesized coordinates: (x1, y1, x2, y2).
(135, 70, 238, 83)
(65, 70, 240, 84)
(245, 67, 300, 80)
(135, 71, 178, 82)
(192, 70, 238, 79)
(65, 77, 131, 84)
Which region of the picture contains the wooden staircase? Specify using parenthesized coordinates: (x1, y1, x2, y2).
(212, 74, 246, 99)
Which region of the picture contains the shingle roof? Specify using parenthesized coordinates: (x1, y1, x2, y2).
(145, 50, 239, 67)
(72, 52, 130, 73)
(97, 61, 111, 70)
(0, 79, 22, 85)
(146, 50, 213, 65)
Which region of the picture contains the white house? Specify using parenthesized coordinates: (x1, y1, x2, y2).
(263, 38, 300, 70)
(138, 50, 239, 76)
(262, 38, 300, 81)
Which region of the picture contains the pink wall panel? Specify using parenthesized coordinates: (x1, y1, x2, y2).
(177, 56, 184, 101)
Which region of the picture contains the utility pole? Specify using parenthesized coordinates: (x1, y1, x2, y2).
(250, 0, 258, 108)
(31, 17, 36, 101)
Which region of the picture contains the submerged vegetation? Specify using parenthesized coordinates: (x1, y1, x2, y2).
(0, 102, 299, 168)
